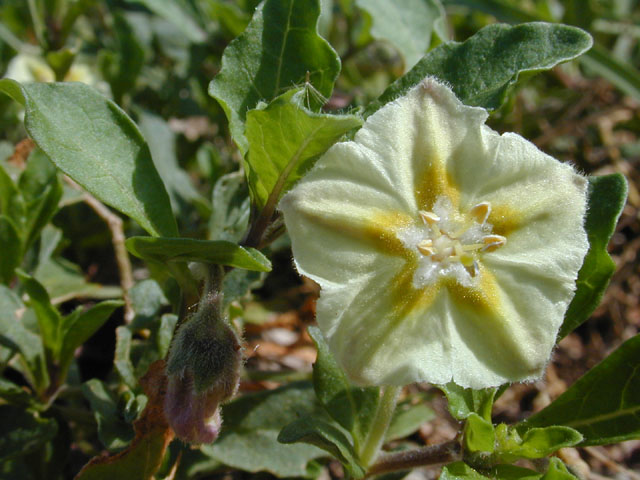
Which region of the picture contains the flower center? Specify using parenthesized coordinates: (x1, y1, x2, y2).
(398, 197, 506, 288)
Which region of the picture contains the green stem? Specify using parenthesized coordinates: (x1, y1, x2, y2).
(359, 386, 401, 468)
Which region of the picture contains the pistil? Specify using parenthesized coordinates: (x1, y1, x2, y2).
(405, 199, 507, 287)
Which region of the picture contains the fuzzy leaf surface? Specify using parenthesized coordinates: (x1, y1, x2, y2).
(245, 89, 362, 210)
(308, 326, 379, 447)
(559, 174, 627, 339)
(209, 0, 341, 153)
(0, 80, 177, 238)
(126, 236, 271, 272)
(194, 382, 326, 478)
(523, 334, 640, 445)
(365, 22, 592, 115)
(278, 417, 365, 479)
(438, 382, 496, 421)
(59, 300, 124, 376)
(82, 379, 134, 450)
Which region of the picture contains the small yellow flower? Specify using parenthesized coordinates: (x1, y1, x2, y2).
(280, 78, 588, 389)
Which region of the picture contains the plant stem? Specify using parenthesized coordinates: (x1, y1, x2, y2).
(27, 0, 47, 49)
(65, 177, 135, 324)
(366, 440, 462, 476)
(359, 386, 401, 468)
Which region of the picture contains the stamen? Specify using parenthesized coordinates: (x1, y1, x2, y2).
(465, 261, 479, 277)
(417, 241, 435, 256)
(407, 197, 505, 289)
(481, 234, 507, 252)
(470, 202, 491, 224)
(450, 225, 469, 239)
(460, 253, 475, 267)
(419, 210, 440, 225)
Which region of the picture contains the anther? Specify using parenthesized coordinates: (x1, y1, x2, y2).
(417, 241, 435, 256)
(419, 210, 440, 225)
(470, 202, 491, 224)
(481, 234, 507, 252)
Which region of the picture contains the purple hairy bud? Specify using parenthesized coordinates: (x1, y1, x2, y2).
(164, 285, 242, 444)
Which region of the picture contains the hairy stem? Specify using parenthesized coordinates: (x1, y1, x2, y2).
(366, 440, 462, 476)
(359, 386, 402, 468)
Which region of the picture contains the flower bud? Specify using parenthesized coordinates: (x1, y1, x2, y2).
(164, 294, 242, 444)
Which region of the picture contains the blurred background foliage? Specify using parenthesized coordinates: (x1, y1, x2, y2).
(0, 0, 639, 479)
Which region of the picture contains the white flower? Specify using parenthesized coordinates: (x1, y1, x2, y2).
(279, 78, 589, 389)
(4, 54, 104, 89)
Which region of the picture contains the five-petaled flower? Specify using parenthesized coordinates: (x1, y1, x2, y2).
(279, 78, 589, 389)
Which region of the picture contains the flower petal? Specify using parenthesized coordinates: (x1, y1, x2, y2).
(357, 78, 489, 212)
(280, 142, 414, 286)
(281, 77, 589, 389)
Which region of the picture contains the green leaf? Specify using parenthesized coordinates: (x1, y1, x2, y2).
(441, 463, 543, 480)
(0, 163, 24, 225)
(137, 111, 210, 215)
(438, 382, 496, 422)
(308, 326, 380, 447)
(559, 174, 627, 339)
(541, 458, 578, 480)
(156, 314, 178, 358)
(523, 334, 640, 446)
(356, 0, 447, 71)
(245, 89, 362, 212)
(17, 270, 62, 358)
(495, 424, 582, 462)
(209, 171, 250, 243)
(114, 326, 137, 389)
(443, 0, 640, 102)
(385, 400, 435, 441)
(82, 379, 134, 450)
(126, 236, 271, 272)
(205, 1, 250, 38)
(0, 80, 178, 238)
(129, 279, 169, 324)
(99, 13, 146, 105)
(489, 465, 542, 480)
(365, 22, 592, 116)
(18, 148, 62, 249)
(0, 286, 49, 392)
(209, 0, 341, 153)
(440, 462, 489, 480)
(0, 378, 32, 406)
(59, 300, 124, 376)
(33, 226, 122, 303)
(195, 382, 326, 478)
(46, 48, 75, 81)
(221, 268, 267, 309)
(128, 0, 206, 43)
(279, 417, 366, 479)
(464, 413, 495, 453)
(0, 215, 22, 284)
(0, 405, 57, 462)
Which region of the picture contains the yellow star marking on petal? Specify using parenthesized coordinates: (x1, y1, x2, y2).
(414, 160, 460, 212)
